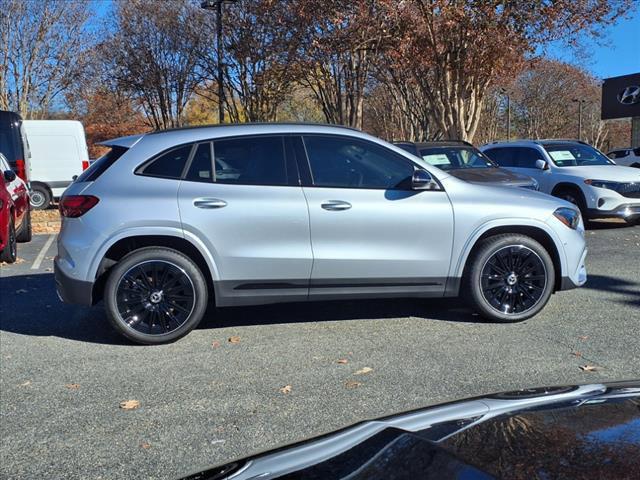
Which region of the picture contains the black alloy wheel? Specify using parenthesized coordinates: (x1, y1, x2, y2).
(104, 247, 208, 344)
(115, 260, 196, 335)
(480, 245, 547, 315)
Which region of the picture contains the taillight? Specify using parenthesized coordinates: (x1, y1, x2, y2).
(82, 160, 90, 171)
(59, 195, 99, 218)
(15, 159, 27, 181)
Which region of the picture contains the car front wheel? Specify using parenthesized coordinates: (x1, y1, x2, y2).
(0, 217, 17, 263)
(465, 234, 555, 322)
(104, 247, 209, 344)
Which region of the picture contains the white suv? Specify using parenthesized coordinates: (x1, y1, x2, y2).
(481, 140, 640, 224)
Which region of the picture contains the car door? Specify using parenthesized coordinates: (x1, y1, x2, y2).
(177, 135, 312, 306)
(0, 155, 27, 222)
(509, 147, 553, 192)
(298, 134, 454, 300)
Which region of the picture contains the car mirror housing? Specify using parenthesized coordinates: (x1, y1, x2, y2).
(3, 170, 16, 183)
(535, 159, 548, 170)
(412, 169, 440, 191)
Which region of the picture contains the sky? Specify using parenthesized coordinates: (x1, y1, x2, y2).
(545, 13, 640, 80)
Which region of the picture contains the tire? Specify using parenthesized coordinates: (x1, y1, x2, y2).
(552, 186, 587, 220)
(0, 217, 17, 263)
(104, 247, 208, 345)
(30, 185, 51, 210)
(16, 208, 32, 243)
(464, 234, 555, 323)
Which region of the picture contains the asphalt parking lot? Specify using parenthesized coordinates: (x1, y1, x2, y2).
(1, 222, 639, 479)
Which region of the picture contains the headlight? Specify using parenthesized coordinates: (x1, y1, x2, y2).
(553, 207, 581, 229)
(584, 179, 622, 191)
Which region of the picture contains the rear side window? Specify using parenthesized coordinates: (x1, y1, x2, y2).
(483, 148, 515, 167)
(141, 144, 193, 179)
(214, 136, 288, 186)
(76, 146, 128, 182)
(633, 148, 640, 157)
(185, 142, 213, 183)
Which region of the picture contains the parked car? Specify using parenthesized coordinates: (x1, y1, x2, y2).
(55, 124, 587, 344)
(394, 140, 539, 190)
(481, 139, 640, 224)
(0, 110, 31, 183)
(0, 153, 32, 263)
(23, 120, 90, 210)
(607, 147, 640, 168)
(180, 382, 640, 480)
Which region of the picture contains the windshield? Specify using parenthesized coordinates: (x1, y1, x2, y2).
(543, 144, 614, 167)
(418, 146, 496, 171)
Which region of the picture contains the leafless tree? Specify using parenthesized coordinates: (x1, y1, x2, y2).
(0, 0, 92, 118)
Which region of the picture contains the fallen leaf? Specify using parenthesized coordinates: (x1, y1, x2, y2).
(15, 289, 28, 294)
(345, 380, 362, 389)
(228, 336, 241, 344)
(578, 335, 589, 341)
(20, 380, 31, 387)
(579, 365, 599, 372)
(211, 340, 221, 348)
(119, 400, 140, 410)
(140, 442, 151, 449)
(354, 367, 373, 375)
(570, 351, 582, 358)
(65, 383, 80, 390)
(14, 258, 25, 264)
(279, 385, 292, 394)
(337, 359, 348, 364)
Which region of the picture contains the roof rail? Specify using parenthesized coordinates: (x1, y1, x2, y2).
(148, 122, 362, 135)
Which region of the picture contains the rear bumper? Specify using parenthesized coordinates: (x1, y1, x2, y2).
(587, 204, 640, 222)
(54, 258, 94, 306)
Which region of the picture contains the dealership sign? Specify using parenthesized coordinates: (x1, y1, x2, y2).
(601, 73, 640, 120)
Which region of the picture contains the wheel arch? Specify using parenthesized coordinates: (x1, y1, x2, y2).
(91, 232, 218, 304)
(455, 222, 565, 294)
(551, 181, 586, 200)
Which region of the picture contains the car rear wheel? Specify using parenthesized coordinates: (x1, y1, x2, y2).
(104, 247, 208, 345)
(30, 185, 51, 210)
(0, 217, 17, 263)
(465, 234, 555, 322)
(16, 208, 32, 243)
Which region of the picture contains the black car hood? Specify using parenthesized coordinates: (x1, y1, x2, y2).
(182, 382, 640, 480)
(449, 168, 535, 187)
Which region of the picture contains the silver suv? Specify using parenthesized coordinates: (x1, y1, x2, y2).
(55, 124, 587, 344)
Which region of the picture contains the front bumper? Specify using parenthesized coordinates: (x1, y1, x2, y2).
(54, 258, 94, 306)
(587, 204, 640, 222)
(558, 246, 587, 291)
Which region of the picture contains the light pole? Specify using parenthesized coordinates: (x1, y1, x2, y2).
(500, 88, 511, 140)
(201, 0, 236, 124)
(573, 99, 586, 141)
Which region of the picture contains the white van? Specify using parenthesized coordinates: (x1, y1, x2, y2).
(23, 120, 90, 209)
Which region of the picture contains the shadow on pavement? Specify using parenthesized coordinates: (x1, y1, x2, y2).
(1, 272, 480, 344)
(581, 274, 640, 308)
(586, 219, 637, 230)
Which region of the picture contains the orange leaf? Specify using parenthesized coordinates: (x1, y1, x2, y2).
(119, 400, 140, 410)
(279, 385, 292, 394)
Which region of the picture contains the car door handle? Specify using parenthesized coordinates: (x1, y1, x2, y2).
(321, 200, 352, 211)
(193, 198, 227, 209)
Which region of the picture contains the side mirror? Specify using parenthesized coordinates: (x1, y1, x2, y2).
(412, 169, 440, 191)
(535, 159, 549, 170)
(3, 170, 16, 183)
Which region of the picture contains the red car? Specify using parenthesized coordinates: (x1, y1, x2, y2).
(1, 152, 31, 263)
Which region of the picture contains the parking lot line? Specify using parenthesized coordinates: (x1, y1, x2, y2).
(31, 235, 56, 270)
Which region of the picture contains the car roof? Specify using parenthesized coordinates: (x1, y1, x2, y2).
(483, 139, 590, 148)
(394, 140, 474, 148)
(101, 123, 374, 148)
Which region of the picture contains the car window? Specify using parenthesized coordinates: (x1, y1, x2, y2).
(418, 147, 495, 171)
(483, 148, 516, 167)
(185, 142, 213, 183)
(543, 144, 614, 167)
(214, 136, 288, 186)
(78, 146, 129, 182)
(609, 150, 628, 158)
(141, 144, 193, 179)
(304, 135, 414, 189)
(633, 148, 640, 157)
(513, 147, 542, 168)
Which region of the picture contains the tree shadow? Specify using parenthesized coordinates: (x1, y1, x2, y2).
(586, 219, 636, 231)
(581, 274, 640, 308)
(0, 272, 481, 345)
